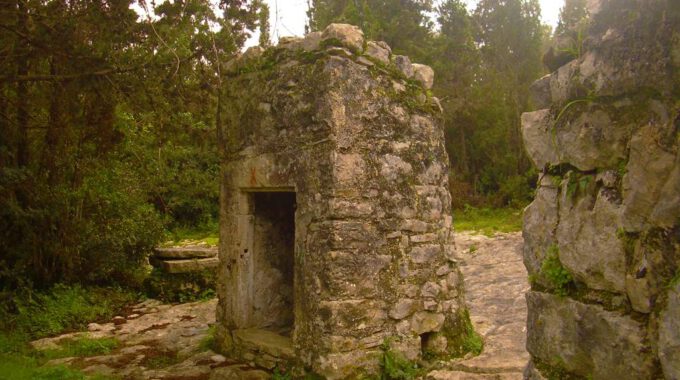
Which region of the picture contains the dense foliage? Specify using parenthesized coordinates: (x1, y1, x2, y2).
(308, 0, 549, 208)
(0, 0, 266, 290)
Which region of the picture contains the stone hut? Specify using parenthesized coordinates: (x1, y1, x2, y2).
(215, 24, 471, 378)
(521, 1, 679, 379)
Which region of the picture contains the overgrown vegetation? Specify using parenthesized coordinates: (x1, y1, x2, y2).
(0, 285, 136, 379)
(1, 285, 137, 344)
(453, 206, 523, 236)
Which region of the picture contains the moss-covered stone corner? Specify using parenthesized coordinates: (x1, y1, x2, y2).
(539, 244, 575, 297)
(143, 267, 216, 303)
(438, 309, 483, 359)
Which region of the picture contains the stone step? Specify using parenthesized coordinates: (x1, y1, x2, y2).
(232, 329, 295, 360)
(153, 246, 218, 259)
(150, 257, 219, 273)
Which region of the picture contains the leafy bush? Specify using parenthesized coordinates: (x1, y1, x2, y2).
(0, 159, 164, 290)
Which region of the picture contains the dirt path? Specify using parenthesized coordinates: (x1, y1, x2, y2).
(428, 232, 529, 380)
(32, 232, 529, 379)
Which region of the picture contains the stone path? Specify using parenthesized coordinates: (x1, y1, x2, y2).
(31, 232, 529, 379)
(428, 232, 529, 379)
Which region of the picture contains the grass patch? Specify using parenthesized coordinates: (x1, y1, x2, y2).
(453, 206, 523, 236)
(42, 337, 119, 360)
(0, 354, 116, 380)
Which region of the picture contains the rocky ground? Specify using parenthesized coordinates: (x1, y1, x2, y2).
(31, 299, 268, 380)
(32, 232, 528, 379)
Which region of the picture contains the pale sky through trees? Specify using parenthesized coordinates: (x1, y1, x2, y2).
(246, 0, 564, 47)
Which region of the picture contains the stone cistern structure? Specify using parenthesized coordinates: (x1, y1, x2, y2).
(215, 24, 472, 378)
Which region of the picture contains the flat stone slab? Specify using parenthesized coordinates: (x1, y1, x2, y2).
(152, 257, 219, 273)
(153, 246, 217, 259)
(232, 329, 295, 359)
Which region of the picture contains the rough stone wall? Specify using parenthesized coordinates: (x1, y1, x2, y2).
(521, 1, 679, 379)
(216, 24, 471, 378)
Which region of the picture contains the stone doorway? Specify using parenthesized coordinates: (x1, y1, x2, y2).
(250, 191, 296, 337)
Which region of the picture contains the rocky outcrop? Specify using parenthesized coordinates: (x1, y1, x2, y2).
(217, 24, 469, 378)
(521, 1, 679, 379)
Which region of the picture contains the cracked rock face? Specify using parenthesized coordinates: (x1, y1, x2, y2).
(521, 2, 679, 379)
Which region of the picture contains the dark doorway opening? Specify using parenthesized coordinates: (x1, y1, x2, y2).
(251, 191, 296, 336)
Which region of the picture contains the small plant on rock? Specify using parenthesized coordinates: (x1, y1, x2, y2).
(541, 244, 574, 297)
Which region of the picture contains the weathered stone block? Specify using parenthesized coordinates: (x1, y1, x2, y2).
(152, 257, 219, 274)
(412, 63, 434, 89)
(522, 177, 559, 278)
(557, 188, 626, 293)
(153, 247, 217, 260)
(521, 109, 557, 170)
(622, 122, 677, 231)
(321, 23, 364, 52)
(365, 41, 390, 64)
(526, 291, 655, 379)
